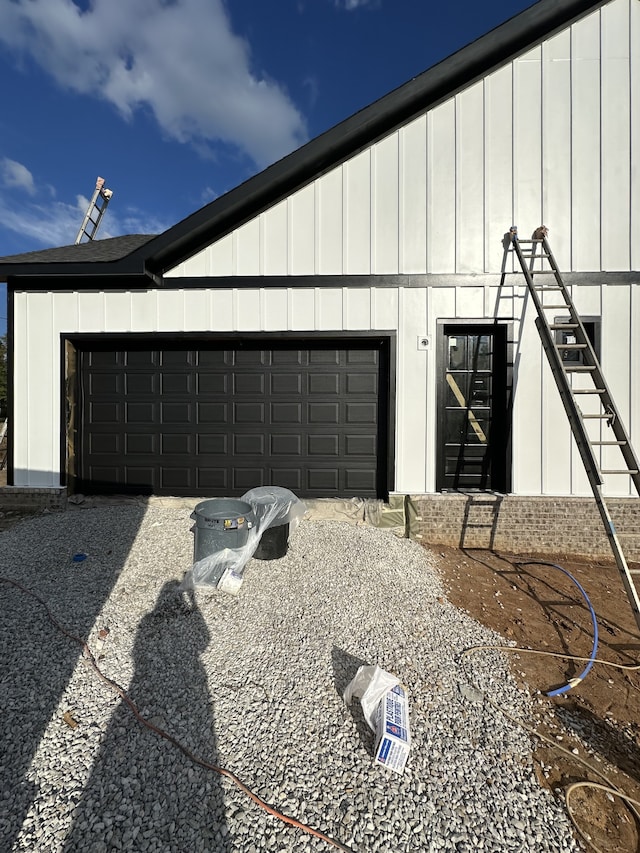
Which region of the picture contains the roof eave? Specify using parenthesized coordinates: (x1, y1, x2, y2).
(0, 257, 151, 284)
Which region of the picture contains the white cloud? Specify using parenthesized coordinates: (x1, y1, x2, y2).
(336, 0, 379, 9)
(0, 0, 308, 168)
(0, 189, 168, 250)
(1, 158, 36, 196)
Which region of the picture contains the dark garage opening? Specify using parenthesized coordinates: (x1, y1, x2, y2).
(67, 335, 394, 499)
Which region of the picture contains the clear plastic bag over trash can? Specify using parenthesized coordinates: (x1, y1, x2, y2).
(180, 487, 306, 592)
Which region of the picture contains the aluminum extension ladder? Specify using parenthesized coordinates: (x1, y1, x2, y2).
(75, 177, 113, 244)
(509, 227, 640, 633)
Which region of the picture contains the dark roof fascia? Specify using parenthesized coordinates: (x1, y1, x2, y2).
(7, 271, 154, 292)
(135, 0, 605, 276)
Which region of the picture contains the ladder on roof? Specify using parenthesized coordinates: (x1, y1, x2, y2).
(75, 177, 113, 244)
(509, 226, 640, 633)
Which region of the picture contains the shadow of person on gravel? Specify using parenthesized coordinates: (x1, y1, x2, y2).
(331, 646, 374, 757)
(0, 504, 148, 853)
(63, 579, 230, 853)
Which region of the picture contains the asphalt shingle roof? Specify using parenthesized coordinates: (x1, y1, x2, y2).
(0, 234, 156, 265)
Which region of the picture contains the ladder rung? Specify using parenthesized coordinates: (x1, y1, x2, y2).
(600, 469, 639, 474)
(582, 413, 611, 418)
(534, 286, 563, 291)
(541, 304, 568, 309)
(558, 344, 587, 349)
(590, 440, 626, 446)
(573, 388, 605, 394)
(564, 365, 596, 371)
(550, 323, 578, 329)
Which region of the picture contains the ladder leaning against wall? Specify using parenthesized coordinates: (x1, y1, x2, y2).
(509, 226, 640, 634)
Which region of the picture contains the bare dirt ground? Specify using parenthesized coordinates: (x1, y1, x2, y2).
(429, 544, 640, 852)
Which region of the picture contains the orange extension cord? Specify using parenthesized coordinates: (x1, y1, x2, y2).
(1, 576, 355, 853)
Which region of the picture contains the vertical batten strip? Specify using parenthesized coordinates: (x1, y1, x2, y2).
(631, 0, 640, 270)
(601, 0, 631, 271)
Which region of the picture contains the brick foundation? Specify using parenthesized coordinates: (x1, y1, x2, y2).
(0, 487, 67, 514)
(409, 493, 640, 561)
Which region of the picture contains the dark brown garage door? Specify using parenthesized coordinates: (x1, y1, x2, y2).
(76, 338, 390, 498)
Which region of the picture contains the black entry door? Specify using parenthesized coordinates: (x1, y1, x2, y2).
(437, 325, 507, 491)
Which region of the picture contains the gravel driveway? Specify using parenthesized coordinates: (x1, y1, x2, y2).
(0, 503, 581, 852)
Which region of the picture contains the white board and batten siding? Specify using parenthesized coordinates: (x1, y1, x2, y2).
(13, 0, 640, 497)
(166, 0, 640, 279)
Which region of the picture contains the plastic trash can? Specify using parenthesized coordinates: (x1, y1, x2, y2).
(191, 499, 255, 563)
(253, 522, 289, 560)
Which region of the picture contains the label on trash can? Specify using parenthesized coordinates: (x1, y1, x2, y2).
(374, 684, 411, 774)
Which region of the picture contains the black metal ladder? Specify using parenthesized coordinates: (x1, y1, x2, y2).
(509, 228, 640, 633)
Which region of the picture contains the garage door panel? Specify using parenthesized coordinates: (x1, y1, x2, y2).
(161, 351, 193, 367)
(89, 373, 120, 394)
(161, 468, 192, 489)
(233, 434, 265, 455)
(271, 373, 301, 394)
(90, 402, 121, 424)
(308, 402, 340, 424)
(125, 466, 156, 487)
(309, 373, 340, 394)
(126, 434, 156, 454)
(234, 373, 265, 394)
(197, 373, 227, 394)
(309, 351, 340, 365)
(346, 402, 377, 423)
(161, 373, 192, 394)
(162, 434, 193, 455)
(197, 434, 227, 454)
(127, 350, 158, 367)
(198, 402, 228, 423)
(126, 373, 156, 394)
(197, 468, 228, 489)
(271, 402, 302, 424)
(308, 435, 339, 456)
(234, 402, 265, 423)
(198, 350, 231, 367)
(347, 373, 377, 394)
(345, 469, 377, 490)
(235, 350, 268, 366)
(162, 402, 192, 423)
(347, 349, 378, 364)
(89, 351, 122, 368)
(233, 467, 266, 490)
(78, 340, 389, 498)
(270, 434, 302, 455)
(272, 350, 304, 365)
(90, 433, 120, 454)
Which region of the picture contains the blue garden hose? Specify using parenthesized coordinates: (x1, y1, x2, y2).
(519, 561, 599, 696)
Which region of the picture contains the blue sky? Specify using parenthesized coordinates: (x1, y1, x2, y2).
(0, 0, 537, 336)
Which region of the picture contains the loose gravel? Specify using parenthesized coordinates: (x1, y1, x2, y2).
(0, 503, 582, 853)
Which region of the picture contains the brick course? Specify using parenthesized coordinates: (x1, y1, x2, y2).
(0, 487, 67, 514)
(409, 493, 640, 560)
